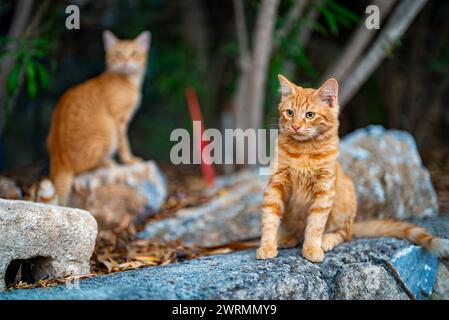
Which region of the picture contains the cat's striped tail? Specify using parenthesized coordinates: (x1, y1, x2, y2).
(352, 219, 449, 257)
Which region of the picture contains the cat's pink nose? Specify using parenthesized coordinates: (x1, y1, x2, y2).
(292, 125, 300, 132)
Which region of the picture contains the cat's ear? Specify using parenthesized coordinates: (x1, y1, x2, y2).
(103, 30, 119, 51)
(314, 78, 338, 106)
(135, 31, 151, 51)
(278, 74, 297, 99)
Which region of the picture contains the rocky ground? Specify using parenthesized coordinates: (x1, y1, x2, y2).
(1, 216, 448, 299)
(0, 126, 448, 300)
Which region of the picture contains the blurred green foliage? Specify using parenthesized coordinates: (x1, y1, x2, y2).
(0, 14, 59, 129)
(2, 0, 447, 169)
(0, 0, 364, 167)
(320, 0, 359, 35)
(0, 37, 51, 98)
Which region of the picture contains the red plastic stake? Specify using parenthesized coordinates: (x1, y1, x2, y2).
(185, 87, 216, 186)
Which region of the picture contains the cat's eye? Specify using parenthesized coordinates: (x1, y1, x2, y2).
(131, 50, 137, 57)
(285, 109, 294, 117)
(305, 111, 315, 119)
(114, 51, 122, 57)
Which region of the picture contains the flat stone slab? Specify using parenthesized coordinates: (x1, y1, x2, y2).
(1, 216, 448, 300)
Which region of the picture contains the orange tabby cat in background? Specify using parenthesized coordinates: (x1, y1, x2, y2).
(47, 30, 150, 205)
(257, 75, 449, 263)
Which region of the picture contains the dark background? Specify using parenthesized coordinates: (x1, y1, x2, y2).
(0, 0, 448, 185)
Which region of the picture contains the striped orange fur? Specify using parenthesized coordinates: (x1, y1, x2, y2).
(47, 30, 151, 205)
(256, 75, 449, 263)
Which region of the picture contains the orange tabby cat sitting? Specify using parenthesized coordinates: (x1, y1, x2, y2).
(257, 75, 449, 263)
(47, 30, 151, 205)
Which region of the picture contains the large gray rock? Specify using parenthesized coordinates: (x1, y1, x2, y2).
(70, 161, 167, 229)
(1, 216, 448, 299)
(340, 125, 438, 220)
(139, 172, 265, 245)
(0, 199, 97, 291)
(141, 126, 438, 247)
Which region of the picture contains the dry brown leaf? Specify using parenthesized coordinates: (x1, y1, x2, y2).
(118, 261, 145, 270)
(131, 255, 160, 263)
(206, 248, 233, 255)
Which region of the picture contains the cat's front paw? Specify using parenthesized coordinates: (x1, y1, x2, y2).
(256, 245, 278, 260)
(321, 234, 339, 252)
(302, 246, 324, 263)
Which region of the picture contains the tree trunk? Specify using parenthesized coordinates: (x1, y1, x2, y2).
(298, 1, 321, 45)
(246, 0, 280, 130)
(229, 0, 280, 170)
(182, 0, 209, 70)
(339, 0, 428, 107)
(321, 0, 397, 83)
(282, 1, 320, 78)
(276, 0, 307, 44)
(232, 0, 251, 130)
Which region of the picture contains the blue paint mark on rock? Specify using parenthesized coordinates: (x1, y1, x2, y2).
(389, 245, 439, 299)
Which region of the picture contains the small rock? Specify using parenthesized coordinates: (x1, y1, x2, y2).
(141, 126, 438, 247)
(0, 199, 97, 291)
(70, 161, 166, 229)
(0, 177, 22, 200)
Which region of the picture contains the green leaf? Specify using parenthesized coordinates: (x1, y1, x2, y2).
(36, 62, 49, 88)
(6, 63, 21, 96)
(321, 8, 338, 34)
(25, 61, 38, 99)
(311, 20, 327, 35)
(326, 1, 359, 24)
